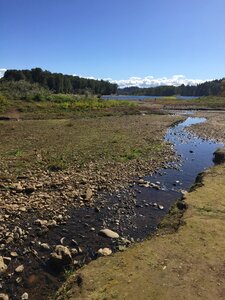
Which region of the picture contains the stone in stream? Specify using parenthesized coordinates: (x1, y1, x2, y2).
(10, 251, 18, 257)
(21, 292, 29, 300)
(99, 229, 119, 239)
(15, 265, 24, 273)
(40, 243, 50, 250)
(0, 256, 7, 275)
(158, 204, 164, 210)
(49, 245, 72, 268)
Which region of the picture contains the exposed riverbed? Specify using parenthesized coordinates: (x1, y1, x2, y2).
(1, 114, 223, 300)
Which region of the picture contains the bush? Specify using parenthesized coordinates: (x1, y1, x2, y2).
(0, 80, 51, 101)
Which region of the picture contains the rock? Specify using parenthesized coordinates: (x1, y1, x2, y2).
(60, 237, 66, 245)
(158, 204, 164, 210)
(15, 264, 24, 273)
(71, 239, 78, 246)
(10, 251, 18, 257)
(40, 243, 50, 250)
(21, 292, 29, 300)
(137, 178, 145, 184)
(11, 183, 23, 192)
(49, 245, 72, 268)
(0, 256, 7, 275)
(56, 214, 63, 222)
(70, 248, 78, 256)
(150, 183, 160, 190)
(16, 277, 22, 284)
(85, 188, 93, 201)
(0, 294, 9, 300)
(98, 248, 112, 256)
(34, 219, 48, 227)
(213, 148, 225, 164)
(47, 220, 57, 228)
(118, 245, 127, 251)
(34, 219, 57, 228)
(99, 228, 119, 239)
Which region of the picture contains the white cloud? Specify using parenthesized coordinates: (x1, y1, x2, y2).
(0, 68, 7, 78)
(109, 75, 210, 88)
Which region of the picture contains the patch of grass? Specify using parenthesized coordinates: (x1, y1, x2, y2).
(7, 148, 23, 157)
(142, 96, 225, 109)
(120, 148, 142, 161)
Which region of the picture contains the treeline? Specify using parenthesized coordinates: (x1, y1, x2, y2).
(118, 79, 224, 96)
(2, 68, 117, 95)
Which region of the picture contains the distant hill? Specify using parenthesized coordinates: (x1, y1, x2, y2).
(2, 68, 117, 95)
(118, 78, 224, 97)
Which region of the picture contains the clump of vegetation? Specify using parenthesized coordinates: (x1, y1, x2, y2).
(0, 80, 51, 101)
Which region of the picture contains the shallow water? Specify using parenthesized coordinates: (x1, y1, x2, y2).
(146, 116, 223, 192)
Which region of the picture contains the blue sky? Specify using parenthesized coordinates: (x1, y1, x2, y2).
(1, 0, 225, 87)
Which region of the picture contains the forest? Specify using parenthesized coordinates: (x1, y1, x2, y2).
(118, 78, 225, 96)
(1, 68, 117, 95)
